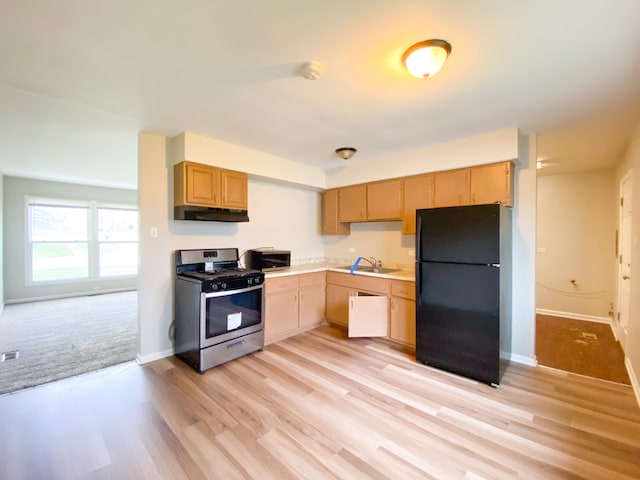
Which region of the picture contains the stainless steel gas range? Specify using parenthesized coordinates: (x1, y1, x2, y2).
(174, 248, 265, 373)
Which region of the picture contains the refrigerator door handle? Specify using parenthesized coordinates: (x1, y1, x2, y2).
(416, 214, 423, 261)
(416, 266, 422, 307)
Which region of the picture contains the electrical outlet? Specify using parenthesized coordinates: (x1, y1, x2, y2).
(150, 226, 158, 238)
(348, 247, 355, 253)
(408, 249, 415, 257)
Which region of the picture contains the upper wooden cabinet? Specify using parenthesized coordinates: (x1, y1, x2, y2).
(322, 189, 350, 235)
(338, 184, 367, 222)
(174, 161, 247, 210)
(220, 168, 248, 209)
(334, 179, 402, 225)
(470, 161, 514, 207)
(433, 168, 470, 208)
(323, 161, 514, 235)
(367, 179, 402, 221)
(402, 173, 434, 235)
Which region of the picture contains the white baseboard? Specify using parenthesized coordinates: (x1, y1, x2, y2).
(509, 353, 537, 366)
(626, 357, 640, 409)
(536, 308, 611, 324)
(136, 348, 174, 365)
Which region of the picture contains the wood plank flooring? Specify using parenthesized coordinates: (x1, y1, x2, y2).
(1, 325, 639, 479)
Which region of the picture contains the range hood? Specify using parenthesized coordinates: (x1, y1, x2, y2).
(174, 205, 249, 222)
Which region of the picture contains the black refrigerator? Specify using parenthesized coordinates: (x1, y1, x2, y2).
(415, 203, 512, 386)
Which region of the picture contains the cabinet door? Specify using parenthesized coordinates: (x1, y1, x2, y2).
(402, 174, 434, 234)
(470, 162, 513, 207)
(348, 293, 388, 337)
(338, 185, 367, 222)
(326, 284, 351, 327)
(220, 169, 248, 209)
(186, 162, 220, 206)
(390, 297, 416, 347)
(367, 179, 402, 221)
(265, 290, 299, 342)
(299, 286, 326, 329)
(434, 168, 469, 207)
(322, 189, 350, 235)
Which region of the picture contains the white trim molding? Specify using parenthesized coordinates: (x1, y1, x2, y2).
(626, 357, 640, 409)
(536, 308, 611, 324)
(136, 348, 175, 365)
(510, 353, 537, 366)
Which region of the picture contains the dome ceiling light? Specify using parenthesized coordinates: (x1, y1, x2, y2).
(402, 39, 452, 79)
(301, 61, 323, 80)
(335, 147, 357, 160)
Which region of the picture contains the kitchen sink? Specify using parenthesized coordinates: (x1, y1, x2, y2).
(334, 265, 401, 274)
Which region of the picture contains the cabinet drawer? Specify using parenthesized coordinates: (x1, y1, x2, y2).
(299, 271, 325, 288)
(265, 276, 298, 294)
(326, 271, 389, 294)
(391, 281, 415, 300)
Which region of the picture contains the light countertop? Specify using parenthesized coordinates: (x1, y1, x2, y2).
(263, 263, 415, 282)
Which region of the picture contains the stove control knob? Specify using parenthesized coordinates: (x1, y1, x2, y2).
(211, 283, 218, 291)
(221, 282, 227, 290)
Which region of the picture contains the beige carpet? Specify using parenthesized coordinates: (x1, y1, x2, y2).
(0, 291, 137, 395)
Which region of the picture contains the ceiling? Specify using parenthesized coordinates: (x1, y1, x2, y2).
(1, 0, 639, 189)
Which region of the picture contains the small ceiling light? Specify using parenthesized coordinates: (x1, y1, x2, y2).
(301, 61, 323, 80)
(335, 147, 357, 160)
(402, 39, 452, 79)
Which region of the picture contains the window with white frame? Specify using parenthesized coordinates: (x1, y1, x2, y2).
(27, 197, 138, 283)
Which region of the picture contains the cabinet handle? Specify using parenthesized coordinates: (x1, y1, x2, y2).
(471, 193, 475, 204)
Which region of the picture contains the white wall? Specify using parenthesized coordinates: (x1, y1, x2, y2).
(326, 128, 520, 187)
(176, 132, 326, 190)
(138, 129, 537, 366)
(615, 123, 640, 401)
(137, 133, 325, 362)
(323, 221, 414, 269)
(0, 173, 3, 312)
(511, 132, 537, 364)
(536, 170, 617, 319)
(3, 175, 137, 303)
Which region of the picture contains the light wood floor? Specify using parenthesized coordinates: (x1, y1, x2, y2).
(1, 325, 639, 479)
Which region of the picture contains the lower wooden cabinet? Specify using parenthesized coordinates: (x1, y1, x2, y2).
(326, 271, 408, 343)
(265, 270, 415, 348)
(325, 284, 351, 327)
(389, 281, 416, 347)
(299, 274, 326, 329)
(264, 272, 326, 343)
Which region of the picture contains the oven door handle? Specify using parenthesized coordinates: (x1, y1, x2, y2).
(201, 283, 264, 299)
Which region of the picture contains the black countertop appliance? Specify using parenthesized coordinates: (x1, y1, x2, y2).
(415, 203, 512, 386)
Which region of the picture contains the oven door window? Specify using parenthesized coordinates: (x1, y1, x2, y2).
(201, 285, 263, 339)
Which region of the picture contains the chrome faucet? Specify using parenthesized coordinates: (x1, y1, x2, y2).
(359, 257, 379, 268)
(349, 256, 382, 275)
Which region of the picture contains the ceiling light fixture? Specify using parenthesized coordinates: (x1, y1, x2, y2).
(301, 61, 323, 80)
(335, 147, 357, 160)
(402, 39, 452, 79)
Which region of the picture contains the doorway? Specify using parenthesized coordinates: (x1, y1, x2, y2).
(616, 169, 633, 351)
(535, 169, 628, 383)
